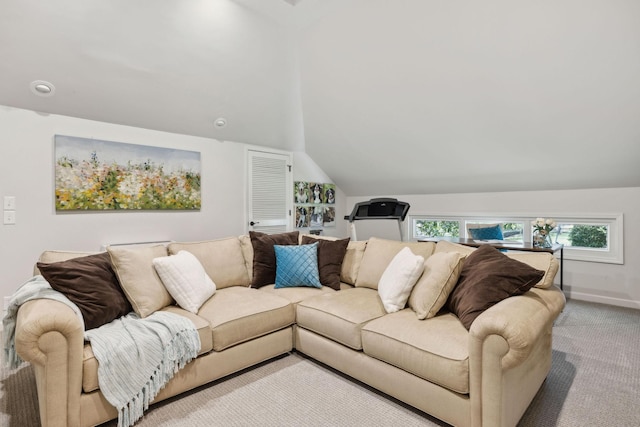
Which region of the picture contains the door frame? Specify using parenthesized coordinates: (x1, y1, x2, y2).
(244, 145, 294, 234)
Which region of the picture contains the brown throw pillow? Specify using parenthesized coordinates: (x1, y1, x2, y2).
(37, 252, 132, 330)
(250, 231, 300, 288)
(447, 245, 544, 330)
(301, 236, 350, 290)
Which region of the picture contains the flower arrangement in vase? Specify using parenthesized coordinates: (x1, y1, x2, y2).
(531, 218, 556, 248)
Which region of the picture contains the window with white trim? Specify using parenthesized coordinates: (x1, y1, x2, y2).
(410, 213, 623, 264)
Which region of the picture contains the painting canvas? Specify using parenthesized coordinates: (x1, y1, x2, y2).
(54, 135, 201, 211)
(294, 181, 310, 204)
(295, 206, 310, 228)
(310, 206, 324, 228)
(309, 182, 324, 204)
(323, 207, 336, 227)
(324, 184, 336, 204)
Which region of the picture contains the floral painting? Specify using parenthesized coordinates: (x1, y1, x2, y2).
(54, 135, 201, 211)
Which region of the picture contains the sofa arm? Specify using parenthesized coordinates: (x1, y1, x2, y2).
(468, 286, 565, 427)
(15, 298, 84, 427)
(469, 286, 565, 369)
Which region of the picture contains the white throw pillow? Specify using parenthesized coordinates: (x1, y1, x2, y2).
(153, 250, 216, 313)
(378, 247, 425, 313)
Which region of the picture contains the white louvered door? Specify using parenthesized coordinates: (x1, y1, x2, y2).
(247, 149, 293, 234)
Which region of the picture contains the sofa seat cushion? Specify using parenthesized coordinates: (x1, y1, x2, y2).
(197, 287, 295, 351)
(362, 309, 470, 394)
(81, 305, 212, 393)
(259, 284, 336, 304)
(296, 288, 386, 350)
(161, 306, 214, 355)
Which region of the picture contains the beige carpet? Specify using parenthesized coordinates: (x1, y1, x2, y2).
(2, 299, 639, 427)
(101, 354, 440, 427)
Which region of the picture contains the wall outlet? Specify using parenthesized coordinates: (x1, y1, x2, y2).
(3, 196, 16, 210)
(3, 210, 16, 225)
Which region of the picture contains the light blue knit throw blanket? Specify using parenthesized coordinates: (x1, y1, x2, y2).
(85, 311, 200, 427)
(3, 275, 201, 427)
(3, 275, 84, 369)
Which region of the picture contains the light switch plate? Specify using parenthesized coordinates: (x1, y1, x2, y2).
(3, 211, 16, 225)
(3, 196, 15, 210)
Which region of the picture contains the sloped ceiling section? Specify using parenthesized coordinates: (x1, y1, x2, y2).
(0, 0, 638, 196)
(298, 0, 640, 196)
(0, 0, 299, 150)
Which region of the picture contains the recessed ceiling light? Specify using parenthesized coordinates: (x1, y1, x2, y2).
(214, 117, 227, 128)
(30, 80, 55, 97)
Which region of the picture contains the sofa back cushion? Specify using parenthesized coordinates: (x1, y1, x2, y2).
(355, 237, 435, 289)
(239, 234, 255, 282)
(408, 251, 466, 320)
(339, 240, 368, 285)
(168, 237, 250, 289)
(434, 240, 476, 256)
(506, 252, 559, 289)
(107, 245, 172, 318)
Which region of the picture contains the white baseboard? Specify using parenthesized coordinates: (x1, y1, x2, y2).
(566, 291, 640, 310)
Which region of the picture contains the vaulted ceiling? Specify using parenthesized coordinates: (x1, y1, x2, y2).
(1, 0, 639, 196)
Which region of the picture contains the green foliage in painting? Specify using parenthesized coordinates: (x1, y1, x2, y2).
(55, 152, 201, 210)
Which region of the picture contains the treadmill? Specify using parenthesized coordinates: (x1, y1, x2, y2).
(344, 198, 410, 241)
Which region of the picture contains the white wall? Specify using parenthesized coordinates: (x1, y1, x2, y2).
(0, 106, 343, 302)
(3, 104, 636, 310)
(347, 188, 640, 309)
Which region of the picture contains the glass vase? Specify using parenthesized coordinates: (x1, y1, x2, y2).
(532, 230, 552, 248)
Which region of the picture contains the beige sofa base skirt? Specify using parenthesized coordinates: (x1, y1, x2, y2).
(294, 326, 471, 427)
(79, 327, 293, 427)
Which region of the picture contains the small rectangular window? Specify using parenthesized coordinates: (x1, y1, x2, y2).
(413, 219, 460, 238)
(409, 213, 623, 264)
(546, 223, 609, 251)
(502, 222, 524, 242)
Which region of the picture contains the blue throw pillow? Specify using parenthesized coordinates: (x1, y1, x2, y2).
(274, 242, 322, 289)
(468, 224, 504, 240)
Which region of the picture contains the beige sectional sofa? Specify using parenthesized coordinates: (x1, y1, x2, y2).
(13, 233, 565, 427)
